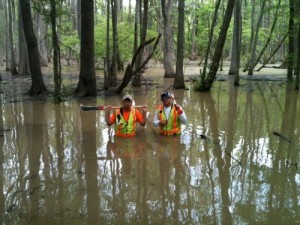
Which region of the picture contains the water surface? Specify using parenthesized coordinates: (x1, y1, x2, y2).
(0, 78, 299, 225)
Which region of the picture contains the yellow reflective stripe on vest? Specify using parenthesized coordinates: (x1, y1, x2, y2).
(157, 105, 181, 135)
(114, 108, 137, 137)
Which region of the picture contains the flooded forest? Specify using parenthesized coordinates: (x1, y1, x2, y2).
(1, 0, 300, 224)
(0, 64, 299, 224)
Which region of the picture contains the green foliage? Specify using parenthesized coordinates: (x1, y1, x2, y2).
(61, 31, 80, 58)
(53, 84, 72, 103)
(95, 17, 158, 63)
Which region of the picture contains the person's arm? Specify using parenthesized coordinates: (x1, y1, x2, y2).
(136, 106, 147, 126)
(153, 109, 160, 126)
(174, 104, 187, 124)
(105, 107, 115, 126)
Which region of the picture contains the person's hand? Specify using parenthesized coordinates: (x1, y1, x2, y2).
(106, 106, 112, 111)
(174, 104, 183, 115)
(142, 104, 148, 113)
(159, 120, 168, 126)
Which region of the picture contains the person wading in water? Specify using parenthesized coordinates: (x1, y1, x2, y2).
(105, 94, 147, 138)
(153, 92, 187, 136)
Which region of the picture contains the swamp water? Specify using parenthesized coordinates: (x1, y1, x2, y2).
(0, 76, 299, 225)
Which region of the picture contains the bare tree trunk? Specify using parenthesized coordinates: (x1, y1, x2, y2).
(248, 0, 267, 75)
(197, 0, 235, 92)
(174, 0, 185, 89)
(234, 0, 241, 86)
(35, 13, 48, 67)
(295, 20, 300, 89)
(250, 0, 282, 73)
(287, 0, 295, 80)
(75, 0, 96, 96)
(116, 35, 161, 94)
(50, 0, 62, 100)
(8, 0, 17, 74)
(110, 0, 118, 86)
(77, 0, 81, 37)
(104, 0, 110, 90)
(243, 0, 255, 72)
(132, 0, 148, 87)
(202, 0, 221, 80)
(161, 0, 175, 78)
(189, 13, 198, 60)
(18, 2, 30, 75)
(229, 0, 241, 76)
(4, 0, 10, 71)
(256, 34, 288, 71)
(19, 0, 47, 95)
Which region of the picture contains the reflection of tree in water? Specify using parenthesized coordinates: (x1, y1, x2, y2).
(203, 92, 234, 225)
(105, 133, 150, 224)
(0, 93, 3, 215)
(156, 137, 185, 223)
(80, 105, 99, 223)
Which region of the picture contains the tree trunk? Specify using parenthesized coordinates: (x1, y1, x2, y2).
(110, 0, 118, 86)
(161, 0, 175, 78)
(189, 13, 198, 60)
(75, 0, 96, 96)
(133, 0, 139, 60)
(256, 34, 288, 71)
(19, 0, 47, 95)
(50, 0, 62, 99)
(174, 0, 185, 89)
(250, 0, 282, 73)
(198, 0, 236, 92)
(8, 0, 18, 75)
(202, 0, 221, 80)
(295, 21, 300, 90)
(4, 0, 10, 72)
(132, 0, 148, 87)
(77, 0, 81, 37)
(116, 35, 161, 94)
(234, 0, 241, 86)
(35, 13, 48, 67)
(104, 0, 110, 90)
(229, 0, 241, 76)
(18, 2, 30, 75)
(287, 0, 295, 80)
(248, 0, 267, 75)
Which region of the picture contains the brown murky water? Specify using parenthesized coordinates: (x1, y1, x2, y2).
(0, 74, 300, 224)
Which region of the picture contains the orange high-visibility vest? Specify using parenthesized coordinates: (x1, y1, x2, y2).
(114, 108, 137, 137)
(157, 105, 181, 135)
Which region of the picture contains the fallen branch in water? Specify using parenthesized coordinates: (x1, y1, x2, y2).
(273, 131, 291, 143)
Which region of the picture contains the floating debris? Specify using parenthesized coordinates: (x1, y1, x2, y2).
(272, 131, 291, 143)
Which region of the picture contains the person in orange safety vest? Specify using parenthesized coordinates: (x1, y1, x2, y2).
(153, 92, 187, 136)
(105, 94, 147, 138)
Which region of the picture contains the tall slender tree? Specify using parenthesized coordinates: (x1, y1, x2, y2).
(19, 0, 47, 95)
(295, 22, 300, 90)
(202, 0, 221, 79)
(104, 0, 110, 90)
(18, 2, 30, 75)
(8, 0, 18, 75)
(196, 0, 236, 92)
(287, 0, 295, 80)
(161, 0, 175, 78)
(132, 0, 148, 87)
(50, 0, 62, 101)
(75, 0, 96, 96)
(174, 0, 185, 89)
(110, 0, 118, 86)
(248, 0, 267, 75)
(229, 0, 241, 77)
(233, 0, 241, 86)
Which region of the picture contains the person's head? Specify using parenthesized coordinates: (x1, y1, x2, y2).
(122, 94, 133, 110)
(160, 92, 173, 107)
